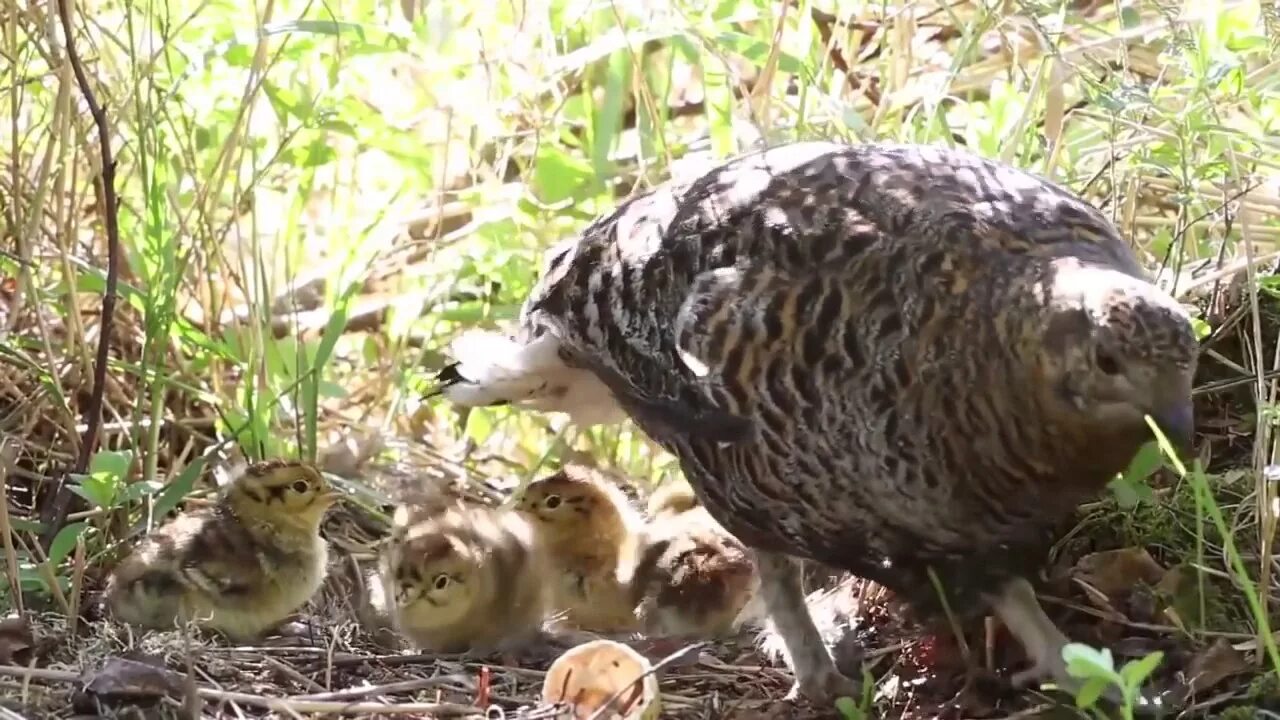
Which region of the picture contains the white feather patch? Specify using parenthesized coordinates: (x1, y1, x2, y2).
(439, 331, 564, 408)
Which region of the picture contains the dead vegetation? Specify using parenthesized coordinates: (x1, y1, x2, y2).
(2, 0, 1280, 717)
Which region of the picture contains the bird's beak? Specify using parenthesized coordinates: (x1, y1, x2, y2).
(319, 489, 344, 506)
(1151, 398, 1195, 457)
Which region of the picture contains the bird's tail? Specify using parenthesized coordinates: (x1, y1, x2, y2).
(427, 330, 558, 408)
(425, 330, 624, 426)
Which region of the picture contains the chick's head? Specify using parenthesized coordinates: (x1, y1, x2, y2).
(386, 528, 482, 629)
(516, 466, 635, 545)
(1040, 260, 1199, 460)
(226, 460, 341, 531)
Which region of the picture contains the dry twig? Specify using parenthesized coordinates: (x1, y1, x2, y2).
(42, 0, 123, 546)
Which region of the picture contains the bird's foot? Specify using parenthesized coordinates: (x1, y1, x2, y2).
(990, 579, 1167, 716)
(755, 551, 861, 710)
(782, 667, 860, 708)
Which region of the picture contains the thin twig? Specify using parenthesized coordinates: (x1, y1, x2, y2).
(0, 664, 480, 716)
(293, 676, 473, 701)
(44, 0, 122, 544)
(0, 440, 24, 614)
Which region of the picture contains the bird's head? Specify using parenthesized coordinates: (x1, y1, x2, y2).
(225, 460, 341, 532)
(383, 524, 481, 628)
(1038, 260, 1199, 459)
(515, 465, 633, 543)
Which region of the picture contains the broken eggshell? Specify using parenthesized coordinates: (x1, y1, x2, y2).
(541, 639, 660, 720)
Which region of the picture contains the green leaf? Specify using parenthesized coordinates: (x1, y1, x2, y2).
(121, 480, 165, 504)
(89, 449, 134, 482)
(9, 518, 44, 534)
(1119, 651, 1164, 689)
(532, 146, 598, 204)
(592, 50, 631, 179)
(1063, 643, 1116, 678)
(1109, 478, 1139, 508)
(298, 139, 338, 168)
(1074, 675, 1109, 709)
(69, 472, 119, 509)
(712, 31, 807, 75)
(1190, 317, 1212, 340)
(48, 522, 89, 567)
(152, 458, 206, 521)
(833, 696, 862, 720)
(1121, 441, 1162, 484)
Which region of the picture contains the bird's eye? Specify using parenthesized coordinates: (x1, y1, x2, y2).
(290, 480, 310, 493)
(432, 574, 451, 591)
(1095, 348, 1121, 376)
(545, 494, 562, 509)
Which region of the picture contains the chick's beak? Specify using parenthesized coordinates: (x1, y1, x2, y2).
(319, 489, 344, 506)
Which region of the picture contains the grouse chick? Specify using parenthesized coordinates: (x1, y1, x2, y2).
(515, 465, 645, 633)
(630, 475, 759, 638)
(106, 459, 339, 641)
(429, 141, 1199, 707)
(375, 501, 551, 653)
(645, 473, 702, 520)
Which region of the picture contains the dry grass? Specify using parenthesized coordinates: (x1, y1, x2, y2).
(2, 0, 1279, 716)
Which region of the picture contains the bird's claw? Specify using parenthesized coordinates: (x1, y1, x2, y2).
(783, 668, 860, 708)
(1010, 658, 1057, 689)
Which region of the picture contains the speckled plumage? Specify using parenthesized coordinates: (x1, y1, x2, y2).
(515, 465, 646, 633)
(105, 459, 339, 641)
(433, 141, 1199, 704)
(631, 476, 760, 638)
(374, 502, 552, 653)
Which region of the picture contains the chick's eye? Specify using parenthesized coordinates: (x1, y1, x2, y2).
(544, 494, 562, 510)
(290, 480, 310, 493)
(432, 574, 450, 591)
(1095, 348, 1121, 376)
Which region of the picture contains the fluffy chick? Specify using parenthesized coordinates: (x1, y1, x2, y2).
(629, 476, 759, 638)
(516, 465, 645, 633)
(105, 459, 339, 641)
(375, 501, 550, 653)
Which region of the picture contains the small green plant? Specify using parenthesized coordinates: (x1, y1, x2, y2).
(833, 668, 877, 720)
(1061, 642, 1163, 720)
(1107, 440, 1162, 509)
(68, 449, 145, 512)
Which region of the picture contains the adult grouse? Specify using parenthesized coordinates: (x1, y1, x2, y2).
(430, 141, 1199, 705)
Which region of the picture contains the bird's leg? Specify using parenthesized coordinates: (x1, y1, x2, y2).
(987, 578, 1161, 713)
(986, 578, 1072, 689)
(755, 551, 859, 706)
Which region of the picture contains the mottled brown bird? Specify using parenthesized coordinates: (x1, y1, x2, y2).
(374, 501, 552, 653)
(429, 142, 1198, 706)
(630, 476, 760, 638)
(515, 465, 646, 633)
(106, 459, 339, 641)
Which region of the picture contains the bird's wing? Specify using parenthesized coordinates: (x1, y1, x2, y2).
(180, 553, 265, 599)
(177, 516, 271, 599)
(518, 141, 1141, 445)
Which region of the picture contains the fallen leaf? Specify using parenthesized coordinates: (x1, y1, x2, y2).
(1155, 563, 1218, 628)
(0, 614, 33, 665)
(1072, 547, 1165, 599)
(1182, 638, 1249, 699)
(80, 656, 185, 701)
